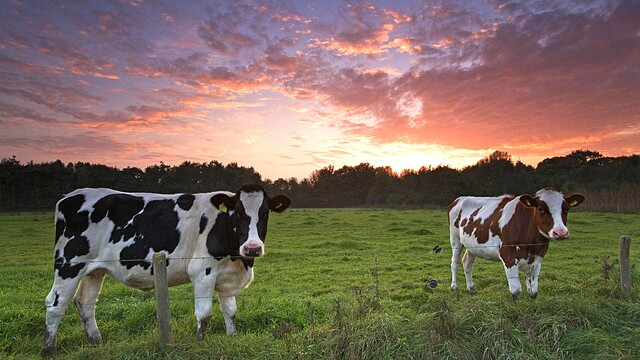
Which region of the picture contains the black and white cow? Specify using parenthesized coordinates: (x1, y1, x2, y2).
(41, 184, 290, 357)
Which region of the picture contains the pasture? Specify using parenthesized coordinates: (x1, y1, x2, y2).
(1, 209, 639, 359)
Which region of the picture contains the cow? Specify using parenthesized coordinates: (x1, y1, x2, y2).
(448, 188, 584, 300)
(41, 184, 291, 357)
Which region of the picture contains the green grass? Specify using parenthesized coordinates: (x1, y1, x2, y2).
(1, 209, 639, 359)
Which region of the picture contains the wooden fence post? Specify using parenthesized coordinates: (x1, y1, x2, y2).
(620, 235, 632, 298)
(153, 252, 174, 345)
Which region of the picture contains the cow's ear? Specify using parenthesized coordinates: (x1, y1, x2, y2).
(565, 193, 585, 208)
(519, 194, 537, 208)
(210, 194, 236, 213)
(268, 195, 291, 213)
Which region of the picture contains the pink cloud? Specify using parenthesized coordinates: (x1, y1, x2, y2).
(197, 3, 267, 56)
(309, 2, 415, 57)
(320, 0, 640, 155)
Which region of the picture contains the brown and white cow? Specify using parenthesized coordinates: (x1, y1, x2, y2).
(41, 184, 290, 357)
(448, 188, 584, 300)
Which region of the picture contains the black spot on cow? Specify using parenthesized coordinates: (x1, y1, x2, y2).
(239, 184, 264, 193)
(206, 212, 237, 260)
(206, 212, 254, 269)
(118, 200, 181, 270)
(57, 194, 89, 242)
(256, 204, 269, 241)
(54, 249, 86, 279)
(238, 257, 254, 270)
(199, 214, 208, 234)
(91, 194, 145, 244)
(57, 194, 85, 219)
(64, 233, 90, 259)
(177, 194, 195, 211)
(205, 267, 211, 276)
(92, 194, 145, 225)
(55, 219, 65, 245)
(54, 194, 91, 278)
(52, 292, 59, 307)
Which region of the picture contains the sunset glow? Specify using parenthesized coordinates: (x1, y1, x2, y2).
(1, 0, 639, 180)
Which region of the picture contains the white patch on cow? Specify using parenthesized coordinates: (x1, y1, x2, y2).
(503, 264, 522, 297)
(452, 195, 512, 262)
(536, 189, 569, 239)
(498, 196, 519, 229)
(461, 196, 502, 224)
(214, 258, 254, 295)
(239, 191, 265, 253)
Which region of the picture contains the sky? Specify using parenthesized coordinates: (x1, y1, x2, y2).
(1, 0, 639, 180)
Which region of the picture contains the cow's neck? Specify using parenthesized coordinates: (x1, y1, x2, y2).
(514, 202, 551, 246)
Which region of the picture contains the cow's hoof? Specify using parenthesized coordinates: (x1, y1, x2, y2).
(450, 285, 457, 292)
(40, 346, 57, 358)
(87, 331, 102, 345)
(468, 287, 476, 296)
(197, 316, 210, 340)
(529, 292, 537, 300)
(511, 293, 520, 301)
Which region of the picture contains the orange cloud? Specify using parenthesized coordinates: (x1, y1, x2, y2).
(70, 66, 120, 80)
(384, 37, 422, 54)
(383, 9, 412, 24)
(312, 23, 396, 56)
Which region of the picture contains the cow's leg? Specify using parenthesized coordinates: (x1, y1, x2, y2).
(218, 295, 237, 335)
(41, 275, 83, 357)
(526, 261, 543, 299)
(462, 250, 477, 295)
(502, 263, 522, 300)
(450, 233, 462, 292)
(74, 271, 106, 345)
(193, 279, 214, 340)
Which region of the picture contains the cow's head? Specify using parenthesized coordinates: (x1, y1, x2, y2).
(211, 184, 290, 257)
(519, 188, 585, 240)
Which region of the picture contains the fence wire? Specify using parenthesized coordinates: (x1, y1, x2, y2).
(1, 239, 629, 315)
(1, 261, 615, 312)
(0, 241, 572, 269)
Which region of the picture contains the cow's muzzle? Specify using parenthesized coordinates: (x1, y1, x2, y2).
(552, 229, 569, 240)
(242, 245, 263, 257)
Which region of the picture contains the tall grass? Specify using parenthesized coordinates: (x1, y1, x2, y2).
(577, 185, 640, 213)
(0, 209, 639, 359)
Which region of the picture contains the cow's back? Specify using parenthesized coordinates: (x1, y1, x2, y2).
(449, 195, 517, 261)
(53, 188, 223, 289)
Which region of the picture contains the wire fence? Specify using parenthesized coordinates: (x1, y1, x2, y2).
(0, 241, 578, 269)
(1, 239, 631, 312)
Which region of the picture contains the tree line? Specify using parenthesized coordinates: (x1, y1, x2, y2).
(1, 150, 639, 212)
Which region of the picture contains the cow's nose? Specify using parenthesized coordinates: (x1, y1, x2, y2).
(243, 246, 262, 257)
(553, 229, 569, 239)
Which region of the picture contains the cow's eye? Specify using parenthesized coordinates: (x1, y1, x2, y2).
(538, 208, 547, 214)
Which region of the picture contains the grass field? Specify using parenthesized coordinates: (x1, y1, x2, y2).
(1, 209, 639, 359)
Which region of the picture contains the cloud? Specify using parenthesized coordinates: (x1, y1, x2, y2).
(0, 101, 63, 125)
(324, 0, 640, 154)
(0, 133, 128, 154)
(318, 67, 396, 116)
(1, 0, 638, 177)
(197, 2, 267, 56)
(309, 2, 413, 56)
